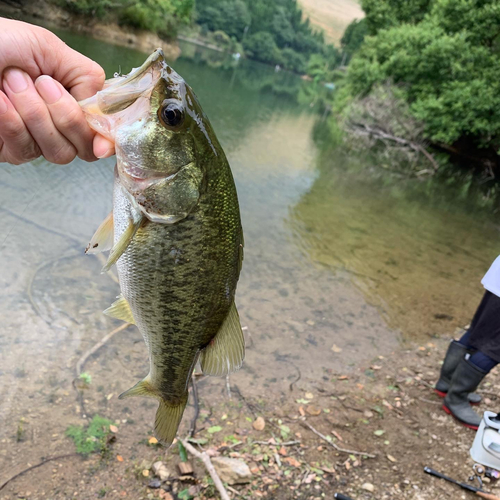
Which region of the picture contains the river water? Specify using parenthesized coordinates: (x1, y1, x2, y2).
(1, 33, 499, 484)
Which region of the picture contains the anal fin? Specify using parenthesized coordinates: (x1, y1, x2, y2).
(85, 212, 113, 254)
(103, 294, 135, 324)
(200, 302, 245, 376)
(118, 375, 156, 399)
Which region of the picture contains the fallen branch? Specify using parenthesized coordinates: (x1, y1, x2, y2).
(189, 375, 200, 438)
(252, 440, 301, 446)
(75, 323, 131, 376)
(349, 122, 439, 172)
(301, 421, 376, 458)
(0, 453, 79, 491)
(180, 438, 230, 500)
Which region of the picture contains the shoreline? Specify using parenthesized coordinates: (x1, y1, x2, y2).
(0, 0, 181, 59)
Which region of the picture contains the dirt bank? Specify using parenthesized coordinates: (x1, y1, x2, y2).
(2, 327, 499, 500)
(0, 0, 180, 59)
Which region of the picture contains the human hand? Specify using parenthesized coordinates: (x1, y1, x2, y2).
(0, 18, 115, 165)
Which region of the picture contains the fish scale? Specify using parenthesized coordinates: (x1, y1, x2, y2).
(81, 49, 244, 445)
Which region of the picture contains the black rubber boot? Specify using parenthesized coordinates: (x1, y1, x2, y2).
(435, 340, 482, 404)
(443, 357, 487, 430)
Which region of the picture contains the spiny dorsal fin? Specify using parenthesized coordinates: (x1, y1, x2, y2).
(85, 211, 113, 254)
(102, 214, 144, 273)
(103, 294, 135, 324)
(200, 302, 245, 376)
(118, 375, 156, 399)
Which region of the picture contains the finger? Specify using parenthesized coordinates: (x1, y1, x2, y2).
(3, 68, 77, 165)
(93, 134, 115, 159)
(38, 27, 105, 100)
(0, 89, 40, 164)
(0, 20, 105, 100)
(35, 75, 97, 162)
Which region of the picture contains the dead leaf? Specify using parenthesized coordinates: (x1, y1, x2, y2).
(331, 344, 342, 353)
(109, 425, 118, 433)
(283, 457, 301, 468)
(387, 454, 397, 463)
(158, 491, 174, 500)
(116, 455, 124, 462)
(278, 446, 287, 456)
(332, 430, 343, 441)
(298, 406, 305, 416)
(306, 405, 321, 416)
(253, 416, 265, 431)
(338, 375, 348, 380)
(304, 473, 316, 484)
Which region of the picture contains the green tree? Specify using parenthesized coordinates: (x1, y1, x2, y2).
(338, 0, 500, 169)
(243, 31, 279, 64)
(361, 0, 433, 34)
(340, 19, 367, 62)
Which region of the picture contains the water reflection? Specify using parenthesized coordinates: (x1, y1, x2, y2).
(289, 144, 500, 339)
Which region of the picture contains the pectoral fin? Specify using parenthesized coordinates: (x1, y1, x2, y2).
(102, 214, 144, 273)
(85, 212, 113, 254)
(103, 294, 135, 324)
(200, 302, 245, 376)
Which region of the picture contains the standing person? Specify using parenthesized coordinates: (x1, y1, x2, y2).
(435, 256, 500, 430)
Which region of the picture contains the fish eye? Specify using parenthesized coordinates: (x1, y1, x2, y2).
(159, 101, 184, 129)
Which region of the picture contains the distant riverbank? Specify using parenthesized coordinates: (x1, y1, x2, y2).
(0, 0, 180, 59)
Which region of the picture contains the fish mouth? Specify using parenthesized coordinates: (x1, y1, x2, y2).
(79, 48, 167, 140)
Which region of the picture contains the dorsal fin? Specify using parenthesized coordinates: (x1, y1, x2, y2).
(200, 302, 245, 376)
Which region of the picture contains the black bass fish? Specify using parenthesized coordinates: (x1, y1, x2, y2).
(80, 49, 244, 446)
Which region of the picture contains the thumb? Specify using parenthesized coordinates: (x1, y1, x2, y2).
(48, 42, 106, 101)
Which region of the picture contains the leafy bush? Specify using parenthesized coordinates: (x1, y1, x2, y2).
(66, 415, 114, 456)
(243, 32, 279, 65)
(337, 0, 500, 170)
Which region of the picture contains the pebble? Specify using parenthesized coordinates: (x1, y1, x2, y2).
(148, 479, 161, 489)
(361, 483, 375, 492)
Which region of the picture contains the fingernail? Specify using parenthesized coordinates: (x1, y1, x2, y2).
(96, 147, 113, 159)
(3, 68, 28, 93)
(36, 75, 62, 104)
(0, 95, 8, 115)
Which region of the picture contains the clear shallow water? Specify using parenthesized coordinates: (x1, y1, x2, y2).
(0, 33, 499, 483)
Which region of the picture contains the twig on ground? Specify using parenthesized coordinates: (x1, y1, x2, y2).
(75, 323, 130, 377)
(301, 421, 376, 458)
(227, 485, 242, 497)
(252, 440, 301, 446)
(419, 397, 441, 405)
(0, 453, 79, 491)
(233, 385, 257, 418)
(180, 438, 230, 500)
(226, 374, 232, 399)
(478, 391, 499, 398)
(189, 375, 200, 438)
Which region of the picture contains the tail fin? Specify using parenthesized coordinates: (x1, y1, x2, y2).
(154, 394, 188, 447)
